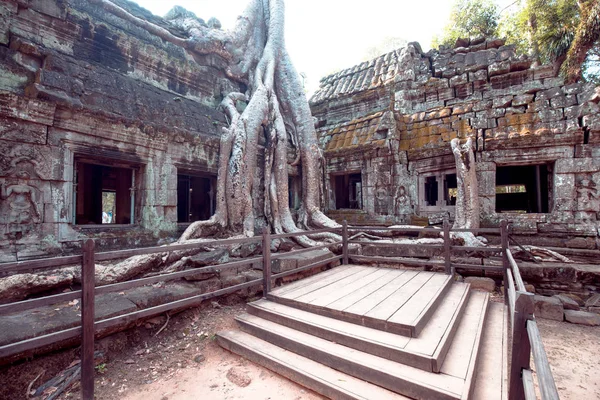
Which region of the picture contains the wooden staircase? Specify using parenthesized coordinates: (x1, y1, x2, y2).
(217, 265, 507, 400)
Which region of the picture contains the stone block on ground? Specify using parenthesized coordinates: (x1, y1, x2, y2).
(554, 294, 580, 311)
(465, 276, 496, 292)
(188, 249, 230, 267)
(564, 310, 600, 326)
(560, 293, 584, 306)
(524, 284, 535, 293)
(585, 293, 600, 308)
(269, 248, 334, 273)
(534, 295, 564, 321)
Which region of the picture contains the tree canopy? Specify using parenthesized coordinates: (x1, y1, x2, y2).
(433, 0, 600, 83)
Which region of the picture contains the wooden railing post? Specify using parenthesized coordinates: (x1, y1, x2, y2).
(262, 227, 272, 298)
(501, 220, 509, 303)
(342, 220, 349, 265)
(443, 217, 451, 276)
(509, 290, 534, 400)
(81, 239, 95, 400)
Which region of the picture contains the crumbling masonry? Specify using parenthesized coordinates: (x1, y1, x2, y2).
(0, 1, 599, 263)
(311, 39, 600, 250)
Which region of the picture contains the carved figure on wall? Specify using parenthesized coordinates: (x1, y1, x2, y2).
(576, 178, 599, 212)
(1, 160, 43, 240)
(375, 187, 388, 215)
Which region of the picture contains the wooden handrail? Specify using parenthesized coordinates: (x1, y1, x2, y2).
(506, 249, 527, 292)
(527, 320, 560, 400)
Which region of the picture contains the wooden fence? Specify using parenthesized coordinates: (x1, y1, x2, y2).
(0, 221, 559, 399)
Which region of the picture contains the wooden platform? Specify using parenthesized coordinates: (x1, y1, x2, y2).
(267, 265, 453, 337)
(217, 265, 508, 400)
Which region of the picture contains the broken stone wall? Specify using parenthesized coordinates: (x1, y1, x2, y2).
(0, 0, 239, 261)
(311, 38, 600, 248)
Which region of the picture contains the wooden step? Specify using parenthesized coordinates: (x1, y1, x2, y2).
(234, 314, 459, 399)
(217, 330, 410, 400)
(439, 291, 490, 400)
(268, 266, 453, 337)
(247, 282, 471, 372)
(472, 302, 508, 400)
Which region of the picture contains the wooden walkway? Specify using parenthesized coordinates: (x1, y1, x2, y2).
(218, 265, 507, 400)
(268, 265, 452, 337)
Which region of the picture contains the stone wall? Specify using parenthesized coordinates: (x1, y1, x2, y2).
(0, 0, 239, 261)
(310, 38, 600, 248)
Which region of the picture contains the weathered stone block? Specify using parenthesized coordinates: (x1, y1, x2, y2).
(465, 276, 496, 292)
(585, 293, 600, 308)
(554, 294, 580, 310)
(534, 295, 564, 321)
(564, 310, 600, 326)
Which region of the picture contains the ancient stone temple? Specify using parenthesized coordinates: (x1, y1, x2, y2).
(310, 39, 600, 249)
(0, 0, 241, 261)
(1, 1, 599, 262)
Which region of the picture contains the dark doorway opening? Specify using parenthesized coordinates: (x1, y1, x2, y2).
(496, 164, 552, 213)
(444, 173, 457, 206)
(424, 176, 438, 206)
(334, 173, 362, 210)
(75, 162, 133, 224)
(177, 175, 215, 222)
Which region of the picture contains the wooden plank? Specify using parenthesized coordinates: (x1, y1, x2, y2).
(271, 256, 343, 280)
(351, 255, 445, 267)
(247, 300, 436, 372)
(506, 249, 526, 292)
(326, 269, 405, 311)
(0, 290, 81, 315)
(270, 241, 343, 260)
(217, 330, 410, 400)
(309, 268, 392, 307)
(365, 271, 434, 323)
(277, 265, 365, 300)
(344, 270, 419, 316)
(270, 265, 353, 296)
(527, 320, 560, 400)
(294, 268, 381, 304)
(388, 274, 450, 326)
(81, 239, 95, 400)
(472, 302, 505, 400)
(404, 283, 469, 357)
(440, 292, 488, 380)
(271, 227, 341, 239)
(236, 314, 464, 400)
(460, 293, 489, 400)
(94, 236, 261, 261)
(0, 255, 82, 275)
(522, 369, 536, 400)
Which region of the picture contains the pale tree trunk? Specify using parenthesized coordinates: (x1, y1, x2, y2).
(1, 0, 342, 301)
(450, 138, 485, 247)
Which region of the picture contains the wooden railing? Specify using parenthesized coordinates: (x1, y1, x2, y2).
(345, 219, 506, 277)
(0, 221, 559, 399)
(505, 247, 560, 400)
(0, 227, 342, 399)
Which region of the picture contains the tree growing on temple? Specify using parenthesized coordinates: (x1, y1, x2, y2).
(95, 0, 340, 247)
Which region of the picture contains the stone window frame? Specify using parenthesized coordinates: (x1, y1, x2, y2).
(175, 170, 217, 225)
(329, 170, 364, 211)
(71, 155, 142, 228)
(417, 169, 457, 213)
(493, 161, 555, 215)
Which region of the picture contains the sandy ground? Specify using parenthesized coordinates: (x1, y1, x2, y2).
(1, 296, 598, 400)
(122, 344, 324, 400)
(536, 318, 600, 400)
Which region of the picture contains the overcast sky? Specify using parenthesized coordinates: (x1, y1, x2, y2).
(131, 0, 514, 94)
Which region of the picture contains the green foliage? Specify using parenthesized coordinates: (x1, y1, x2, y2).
(433, 0, 500, 47)
(434, 0, 599, 83)
(95, 363, 107, 374)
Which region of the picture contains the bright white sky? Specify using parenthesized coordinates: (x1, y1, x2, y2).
(131, 0, 514, 94)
